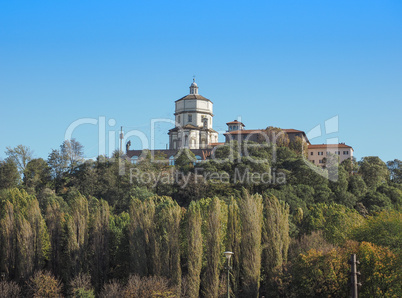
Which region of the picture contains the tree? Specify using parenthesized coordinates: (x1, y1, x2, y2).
(61, 194, 89, 280)
(128, 198, 157, 276)
(352, 209, 402, 253)
(0, 189, 49, 281)
(361, 191, 393, 213)
(348, 174, 368, 198)
(340, 157, 358, 174)
(60, 139, 84, 173)
(155, 197, 182, 294)
(304, 203, 364, 245)
(123, 275, 175, 298)
(358, 156, 389, 189)
(202, 197, 225, 298)
(0, 159, 20, 189)
(47, 149, 68, 192)
(69, 273, 95, 298)
(27, 270, 63, 298)
(260, 126, 290, 147)
(90, 199, 110, 291)
(226, 197, 241, 296)
(289, 136, 308, 157)
(261, 195, 290, 296)
(24, 158, 51, 194)
(5, 144, 33, 175)
(0, 280, 21, 297)
(108, 211, 130, 281)
(239, 191, 263, 297)
(187, 201, 203, 298)
(175, 148, 196, 173)
(46, 200, 65, 278)
(387, 159, 402, 183)
(358, 242, 402, 297)
(284, 246, 351, 297)
(25, 196, 50, 272)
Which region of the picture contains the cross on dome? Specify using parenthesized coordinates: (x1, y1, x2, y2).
(189, 77, 198, 94)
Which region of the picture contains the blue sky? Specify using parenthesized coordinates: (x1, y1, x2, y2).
(0, 0, 401, 162)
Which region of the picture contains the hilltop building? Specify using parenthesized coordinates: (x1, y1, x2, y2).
(168, 79, 219, 150)
(308, 143, 354, 166)
(126, 79, 353, 167)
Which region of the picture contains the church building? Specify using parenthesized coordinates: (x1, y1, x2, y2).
(168, 79, 219, 149)
(126, 79, 354, 167)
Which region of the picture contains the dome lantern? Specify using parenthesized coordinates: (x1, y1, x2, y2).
(189, 78, 199, 95)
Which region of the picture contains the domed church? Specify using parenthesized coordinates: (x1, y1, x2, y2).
(168, 79, 219, 149)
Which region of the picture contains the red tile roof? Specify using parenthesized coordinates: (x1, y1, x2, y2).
(209, 142, 225, 146)
(282, 129, 304, 133)
(308, 144, 353, 149)
(226, 120, 245, 126)
(224, 128, 306, 135)
(176, 94, 212, 102)
(224, 129, 263, 135)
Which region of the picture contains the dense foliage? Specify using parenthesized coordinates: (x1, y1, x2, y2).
(0, 140, 401, 297)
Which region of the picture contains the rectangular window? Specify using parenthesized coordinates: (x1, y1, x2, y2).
(312, 160, 315, 164)
(310, 152, 313, 156)
(319, 159, 323, 164)
(177, 116, 180, 123)
(188, 114, 192, 122)
(343, 151, 349, 155)
(318, 152, 323, 156)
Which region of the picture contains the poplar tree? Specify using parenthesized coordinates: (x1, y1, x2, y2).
(62, 194, 89, 280)
(128, 198, 157, 275)
(187, 201, 203, 298)
(46, 201, 65, 278)
(91, 199, 110, 290)
(0, 189, 49, 280)
(25, 197, 50, 272)
(202, 197, 223, 298)
(226, 197, 241, 296)
(0, 200, 17, 279)
(239, 191, 263, 298)
(262, 194, 290, 296)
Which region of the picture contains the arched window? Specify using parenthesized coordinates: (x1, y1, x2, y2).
(169, 156, 175, 166)
(131, 156, 138, 164)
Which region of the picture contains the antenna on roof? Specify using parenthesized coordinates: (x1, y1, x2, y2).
(120, 126, 124, 153)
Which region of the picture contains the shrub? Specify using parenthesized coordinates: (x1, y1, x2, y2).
(27, 270, 63, 298)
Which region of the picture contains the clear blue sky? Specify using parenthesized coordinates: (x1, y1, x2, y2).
(1, 0, 401, 162)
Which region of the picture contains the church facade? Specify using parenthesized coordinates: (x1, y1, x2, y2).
(168, 79, 219, 150)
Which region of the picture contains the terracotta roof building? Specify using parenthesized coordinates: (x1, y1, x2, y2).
(308, 143, 354, 167)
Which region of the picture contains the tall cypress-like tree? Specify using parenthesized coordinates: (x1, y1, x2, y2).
(25, 197, 50, 273)
(91, 199, 110, 290)
(187, 201, 203, 298)
(128, 198, 157, 276)
(46, 201, 64, 278)
(0, 189, 49, 281)
(0, 200, 17, 279)
(156, 197, 182, 294)
(261, 194, 290, 296)
(61, 194, 89, 280)
(226, 197, 241, 296)
(239, 191, 263, 298)
(202, 197, 223, 298)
